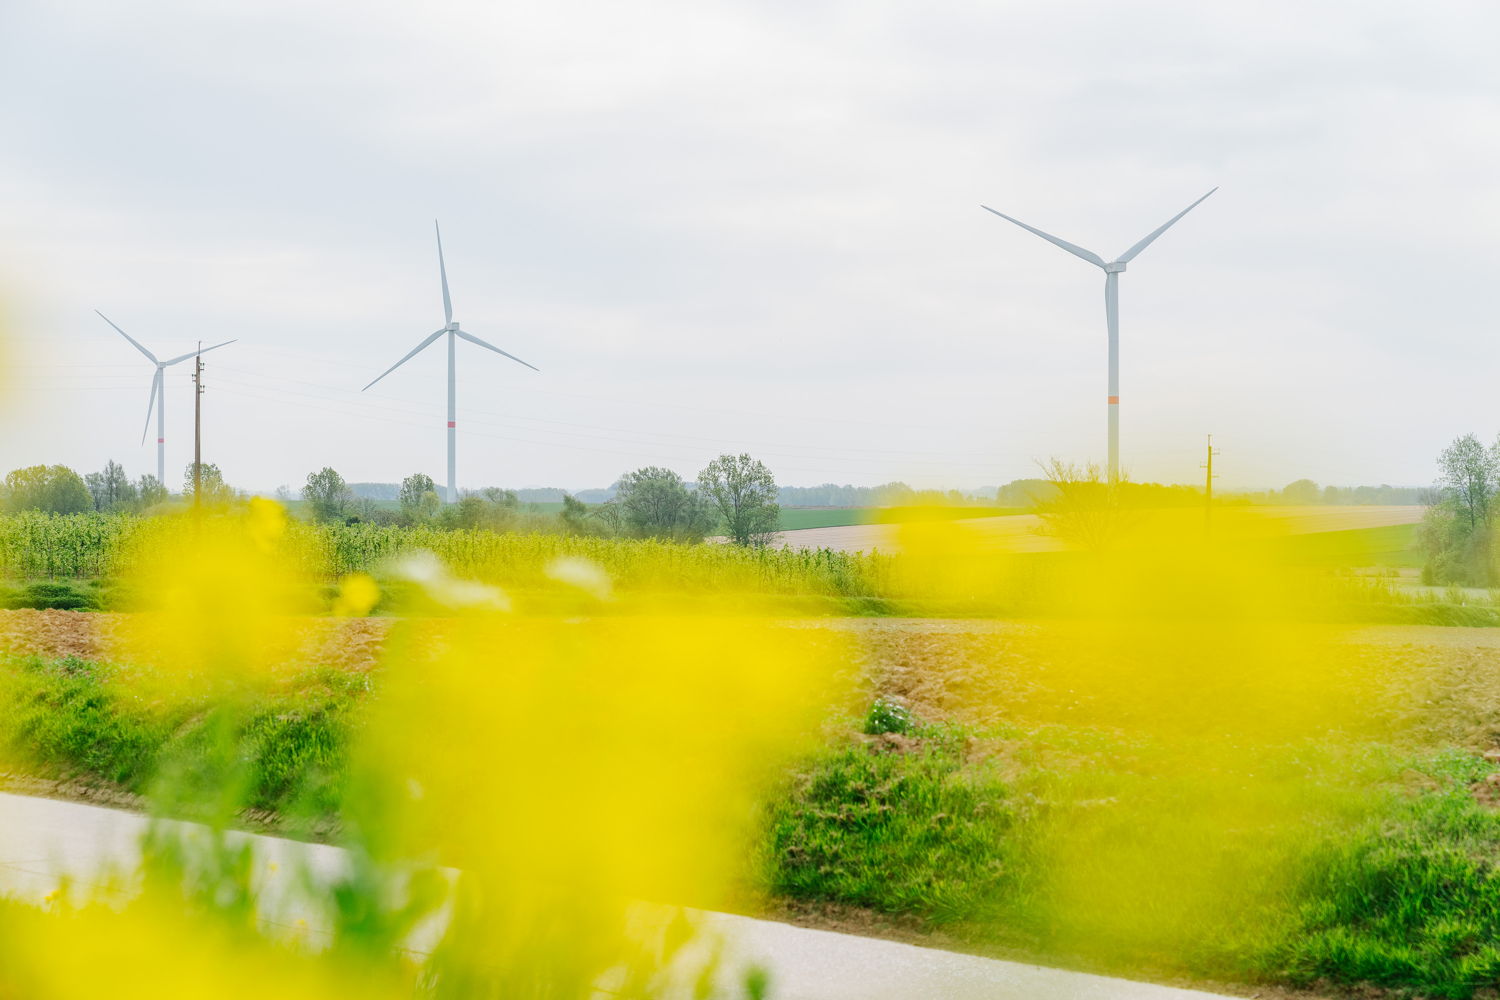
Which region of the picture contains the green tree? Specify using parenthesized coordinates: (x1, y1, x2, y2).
(560, 494, 594, 535)
(438, 489, 521, 531)
(614, 467, 714, 542)
(1420, 433, 1500, 585)
(1280, 479, 1321, 506)
(303, 467, 353, 522)
(85, 460, 137, 512)
(481, 487, 519, 509)
(183, 463, 233, 503)
(399, 473, 440, 523)
(1439, 434, 1496, 531)
(3, 465, 93, 514)
(697, 453, 780, 546)
(136, 474, 169, 509)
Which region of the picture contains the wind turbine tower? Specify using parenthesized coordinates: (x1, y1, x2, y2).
(97, 311, 234, 487)
(981, 188, 1216, 482)
(364, 223, 539, 503)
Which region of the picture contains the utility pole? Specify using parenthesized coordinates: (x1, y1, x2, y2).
(1202, 434, 1219, 535)
(193, 343, 203, 507)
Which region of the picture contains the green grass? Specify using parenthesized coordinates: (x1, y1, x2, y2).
(10, 647, 1500, 997)
(1285, 787, 1500, 998)
(1274, 523, 1422, 569)
(775, 508, 881, 531)
(765, 732, 1027, 925)
(764, 720, 1500, 997)
(0, 655, 363, 819)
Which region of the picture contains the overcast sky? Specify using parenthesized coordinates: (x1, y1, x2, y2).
(1, 0, 1497, 494)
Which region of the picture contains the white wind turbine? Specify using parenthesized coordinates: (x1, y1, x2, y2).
(363, 222, 539, 503)
(96, 310, 235, 488)
(981, 188, 1217, 482)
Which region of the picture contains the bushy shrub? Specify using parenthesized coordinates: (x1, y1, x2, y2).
(863, 697, 917, 735)
(4, 581, 98, 611)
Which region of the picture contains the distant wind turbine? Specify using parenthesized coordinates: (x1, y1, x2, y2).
(981, 188, 1217, 482)
(96, 310, 235, 488)
(363, 222, 539, 503)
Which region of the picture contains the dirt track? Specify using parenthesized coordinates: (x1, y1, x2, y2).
(772, 505, 1426, 555)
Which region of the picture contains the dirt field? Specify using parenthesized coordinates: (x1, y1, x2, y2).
(0, 609, 390, 677)
(827, 617, 1500, 750)
(5, 606, 1495, 753)
(772, 505, 1427, 554)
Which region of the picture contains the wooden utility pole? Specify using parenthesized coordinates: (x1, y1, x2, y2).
(1202, 434, 1219, 534)
(193, 343, 203, 507)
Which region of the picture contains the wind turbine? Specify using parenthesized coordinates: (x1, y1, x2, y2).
(96, 311, 235, 488)
(981, 188, 1217, 483)
(363, 222, 539, 503)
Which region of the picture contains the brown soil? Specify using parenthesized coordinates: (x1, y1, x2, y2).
(0, 608, 394, 676)
(830, 618, 1500, 752)
(11, 610, 1500, 752)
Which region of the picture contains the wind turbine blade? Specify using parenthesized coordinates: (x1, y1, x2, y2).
(436, 220, 453, 326)
(363, 329, 447, 391)
(160, 339, 237, 366)
(455, 329, 540, 372)
(980, 206, 1105, 268)
(1113, 187, 1218, 264)
(96, 310, 159, 364)
(140, 368, 162, 445)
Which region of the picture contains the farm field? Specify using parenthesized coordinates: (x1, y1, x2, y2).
(5, 605, 1500, 997)
(776, 506, 1026, 531)
(3, 505, 1494, 999)
(773, 504, 1427, 556)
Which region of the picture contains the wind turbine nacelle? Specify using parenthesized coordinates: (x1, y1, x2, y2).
(1104, 262, 1127, 273)
(445, 321, 460, 331)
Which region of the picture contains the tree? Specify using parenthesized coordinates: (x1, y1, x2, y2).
(399, 473, 440, 523)
(614, 467, 714, 542)
(1420, 433, 1500, 585)
(995, 478, 1058, 509)
(436, 488, 525, 531)
(3, 465, 93, 514)
(136, 474, 169, 509)
(560, 494, 593, 535)
(1439, 434, 1497, 531)
(183, 462, 233, 503)
(303, 467, 353, 522)
(1034, 459, 1141, 552)
(85, 461, 137, 512)
(697, 453, 780, 547)
(481, 487, 519, 509)
(1280, 479, 1321, 506)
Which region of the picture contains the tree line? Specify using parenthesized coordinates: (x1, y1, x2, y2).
(0, 460, 244, 516)
(295, 453, 782, 547)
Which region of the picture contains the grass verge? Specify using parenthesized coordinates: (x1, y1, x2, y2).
(9, 648, 1500, 997)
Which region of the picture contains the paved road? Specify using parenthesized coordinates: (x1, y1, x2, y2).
(0, 791, 1245, 999)
(773, 504, 1425, 555)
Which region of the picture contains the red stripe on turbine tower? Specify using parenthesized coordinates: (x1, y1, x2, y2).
(157, 438, 164, 444)
(1107, 396, 1119, 404)
(448, 421, 456, 428)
